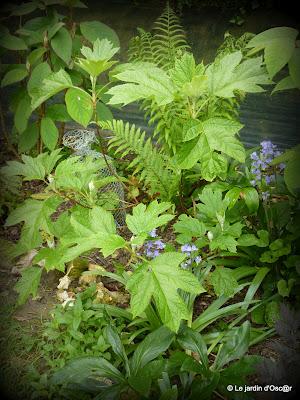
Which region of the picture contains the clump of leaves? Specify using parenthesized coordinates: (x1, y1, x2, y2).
(0, 0, 119, 154)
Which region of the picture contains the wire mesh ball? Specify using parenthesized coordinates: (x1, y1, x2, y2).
(63, 129, 126, 227)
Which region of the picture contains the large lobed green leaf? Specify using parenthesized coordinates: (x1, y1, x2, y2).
(206, 51, 271, 97)
(60, 206, 126, 261)
(76, 38, 119, 77)
(107, 62, 176, 106)
(177, 117, 245, 171)
(5, 196, 62, 257)
(209, 267, 239, 297)
(174, 214, 206, 244)
(126, 252, 206, 332)
(126, 201, 174, 238)
(1, 150, 62, 181)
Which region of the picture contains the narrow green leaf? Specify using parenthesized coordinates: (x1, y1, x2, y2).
(177, 327, 209, 371)
(241, 186, 259, 213)
(1, 67, 28, 87)
(51, 27, 72, 64)
(214, 321, 250, 370)
(14, 94, 32, 133)
(130, 327, 174, 376)
(40, 117, 59, 150)
(51, 356, 125, 387)
(242, 267, 269, 311)
(27, 62, 51, 96)
(18, 121, 39, 152)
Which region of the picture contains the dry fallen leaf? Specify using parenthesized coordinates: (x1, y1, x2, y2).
(57, 275, 72, 290)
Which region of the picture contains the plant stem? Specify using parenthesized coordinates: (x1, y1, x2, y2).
(0, 101, 21, 159)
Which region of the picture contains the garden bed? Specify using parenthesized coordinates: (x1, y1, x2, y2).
(0, 1, 300, 399)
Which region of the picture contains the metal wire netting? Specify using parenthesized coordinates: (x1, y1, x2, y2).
(63, 129, 126, 226)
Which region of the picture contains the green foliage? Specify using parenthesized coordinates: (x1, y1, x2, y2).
(41, 117, 59, 150)
(2, 7, 299, 400)
(174, 214, 206, 244)
(127, 252, 205, 332)
(209, 267, 239, 297)
(107, 62, 176, 106)
(102, 119, 180, 200)
(76, 38, 119, 77)
(38, 286, 127, 370)
(206, 51, 271, 97)
(5, 196, 63, 258)
(80, 20, 120, 48)
(14, 266, 43, 305)
(1, 150, 62, 180)
(65, 87, 93, 127)
(0, 2, 119, 154)
(126, 201, 174, 238)
(246, 26, 300, 90)
(51, 325, 173, 398)
(107, 15, 277, 196)
(272, 144, 300, 195)
(128, 4, 189, 70)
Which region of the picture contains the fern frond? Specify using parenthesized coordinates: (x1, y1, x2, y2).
(141, 98, 188, 155)
(101, 119, 180, 201)
(128, 28, 155, 63)
(152, 4, 190, 70)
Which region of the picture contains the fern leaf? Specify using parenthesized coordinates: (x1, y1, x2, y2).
(128, 28, 155, 64)
(101, 119, 180, 200)
(152, 4, 190, 70)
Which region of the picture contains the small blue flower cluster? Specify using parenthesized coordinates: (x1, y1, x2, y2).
(144, 239, 166, 258)
(250, 140, 285, 201)
(138, 229, 166, 259)
(180, 243, 202, 269)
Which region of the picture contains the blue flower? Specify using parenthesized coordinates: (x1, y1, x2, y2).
(261, 191, 270, 201)
(145, 249, 153, 258)
(279, 163, 286, 171)
(194, 256, 202, 265)
(250, 151, 259, 160)
(265, 175, 275, 185)
(181, 244, 192, 253)
(154, 240, 165, 250)
(153, 250, 160, 258)
(149, 229, 157, 238)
